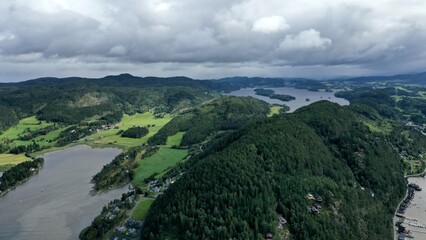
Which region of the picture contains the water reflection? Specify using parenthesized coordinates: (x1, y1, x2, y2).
(0, 145, 128, 240)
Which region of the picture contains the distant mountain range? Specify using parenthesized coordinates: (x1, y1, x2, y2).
(2, 71, 426, 87)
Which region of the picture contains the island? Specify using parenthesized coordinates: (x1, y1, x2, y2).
(254, 88, 296, 101)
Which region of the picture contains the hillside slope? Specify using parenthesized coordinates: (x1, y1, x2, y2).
(141, 101, 405, 240)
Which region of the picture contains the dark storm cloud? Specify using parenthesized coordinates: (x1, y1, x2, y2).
(0, 0, 425, 81)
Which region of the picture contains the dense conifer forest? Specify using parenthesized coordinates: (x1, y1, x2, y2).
(0, 158, 44, 193)
(1, 73, 426, 239)
(141, 102, 406, 239)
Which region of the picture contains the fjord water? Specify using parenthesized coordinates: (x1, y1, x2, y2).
(225, 87, 349, 112)
(0, 145, 128, 240)
(399, 177, 426, 238)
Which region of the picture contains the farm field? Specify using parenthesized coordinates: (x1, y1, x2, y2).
(0, 116, 64, 169)
(166, 132, 185, 147)
(0, 154, 31, 171)
(0, 116, 53, 142)
(131, 198, 155, 220)
(0, 116, 65, 148)
(132, 147, 188, 187)
(84, 112, 173, 148)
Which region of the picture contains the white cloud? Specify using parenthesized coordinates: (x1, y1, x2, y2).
(1, 0, 426, 81)
(0, 32, 15, 41)
(279, 29, 332, 51)
(109, 45, 127, 56)
(252, 16, 289, 33)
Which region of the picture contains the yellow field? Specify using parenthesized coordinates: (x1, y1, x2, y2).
(268, 105, 283, 117)
(0, 154, 31, 171)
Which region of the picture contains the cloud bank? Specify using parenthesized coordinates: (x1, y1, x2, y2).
(0, 0, 426, 81)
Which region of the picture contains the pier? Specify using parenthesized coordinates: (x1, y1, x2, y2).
(394, 182, 424, 239)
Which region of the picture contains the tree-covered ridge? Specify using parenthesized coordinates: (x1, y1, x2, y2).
(0, 75, 217, 127)
(141, 101, 405, 240)
(0, 105, 18, 132)
(335, 85, 426, 123)
(0, 158, 44, 194)
(149, 96, 270, 146)
(91, 97, 270, 191)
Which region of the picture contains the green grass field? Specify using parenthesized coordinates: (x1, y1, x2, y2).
(0, 116, 64, 148)
(361, 119, 393, 134)
(0, 154, 31, 171)
(418, 91, 426, 98)
(0, 116, 53, 141)
(166, 132, 185, 147)
(84, 112, 173, 148)
(133, 147, 188, 187)
(131, 198, 155, 220)
(14, 127, 67, 147)
(268, 106, 283, 117)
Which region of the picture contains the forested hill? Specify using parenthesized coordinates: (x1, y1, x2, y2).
(141, 101, 406, 240)
(0, 73, 322, 132)
(149, 96, 270, 146)
(1, 71, 426, 132)
(0, 74, 218, 131)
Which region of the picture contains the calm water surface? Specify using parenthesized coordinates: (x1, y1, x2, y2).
(0, 145, 128, 240)
(224, 87, 349, 112)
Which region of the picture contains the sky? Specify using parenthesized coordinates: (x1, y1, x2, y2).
(0, 0, 426, 82)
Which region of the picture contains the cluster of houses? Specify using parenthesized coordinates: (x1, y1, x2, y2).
(148, 176, 179, 193)
(277, 214, 287, 229)
(264, 214, 287, 239)
(404, 121, 426, 135)
(103, 192, 137, 222)
(397, 183, 422, 214)
(395, 183, 424, 239)
(396, 224, 415, 240)
(307, 193, 323, 215)
(101, 125, 119, 130)
(113, 219, 142, 240)
(148, 180, 167, 193)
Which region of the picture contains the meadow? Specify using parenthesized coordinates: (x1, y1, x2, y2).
(0, 116, 60, 169)
(0, 154, 31, 171)
(131, 198, 155, 220)
(84, 112, 173, 148)
(132, 147, 188, 187)
(166, 132, 185, 147)
(0, 116, 53, 141)
(267, 105, 283, 117)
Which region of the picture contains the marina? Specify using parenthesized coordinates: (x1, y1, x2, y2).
(395, 178, 426, 239)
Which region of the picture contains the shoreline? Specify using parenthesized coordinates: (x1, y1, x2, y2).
(1, 144, 124, 198)
(0, 162, 44, 198)
(393, 175, 426, 239)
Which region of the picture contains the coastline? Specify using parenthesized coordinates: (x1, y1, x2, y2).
(0, 162, 44, 198)
(394, 175, 426, 239)
(1, 143, 124, 198)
